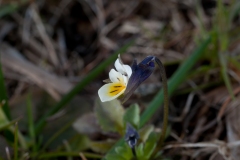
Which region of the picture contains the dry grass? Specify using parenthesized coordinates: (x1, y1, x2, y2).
(1, 0, 240, 159)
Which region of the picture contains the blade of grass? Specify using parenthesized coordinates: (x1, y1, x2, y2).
(40, 119, 74, 152)
(0, 101, 9, 129)
(103, 36, 211, 159)
(12, 122, 28, 159)
(26, 94, 37, 152)
(218, 52, 234, 99)
(0, 58, 11, 119)
(0, 113, 28, 150)
(14, 123, 18, 160)
(216, 0, 234, 99)
(8, 125, 27, 150)
(196, 1, 207, 37)
(35, 40, 135, 134)
(0, 65, 27, 150)
(0, 57, 27, 150)
(63, 140, 73, 160)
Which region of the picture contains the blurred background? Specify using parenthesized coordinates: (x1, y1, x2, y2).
(1, 0, 240, 159)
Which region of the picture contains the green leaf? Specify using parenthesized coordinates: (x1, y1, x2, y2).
(95, 98, 125, 133)
(139, 125, 154, 142)
(123, 103, 140, 129)
(115, 145, 132, 159)
(105, 154, 126, 160)
(0, 108, 9, 129)
(136, 143, 144, 158)
(143, 132, 158, 159)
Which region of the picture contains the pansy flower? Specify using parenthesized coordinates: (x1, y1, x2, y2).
(98, 55, 155, 103)
(98, 55, 132, 102)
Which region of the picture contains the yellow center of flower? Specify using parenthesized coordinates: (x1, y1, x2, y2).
(108, 82, 126, 96)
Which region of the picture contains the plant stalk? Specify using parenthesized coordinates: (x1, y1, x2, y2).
(154, 58, 168, 148)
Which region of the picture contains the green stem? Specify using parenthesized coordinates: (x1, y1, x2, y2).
(14, 123, 18, 160)
(154, 58, 168, 148)
(9, 126, 27, 150)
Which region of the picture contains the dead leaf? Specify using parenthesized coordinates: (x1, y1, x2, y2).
(226, 95, 240, 159)
(0, 43, 72, 100)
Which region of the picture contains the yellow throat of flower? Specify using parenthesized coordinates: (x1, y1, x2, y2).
(107, 82, 126, 96)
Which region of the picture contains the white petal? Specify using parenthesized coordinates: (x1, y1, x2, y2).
(114, 58, 125, 74)
(123, 75, 128, 85)
(124, 65, 132, 78)
(98, 83, 126, 102)
(109, 69, 124, 83)
(115, 57, 132, 77)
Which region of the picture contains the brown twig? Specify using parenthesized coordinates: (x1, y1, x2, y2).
(217, 86, 240, 121)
